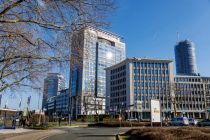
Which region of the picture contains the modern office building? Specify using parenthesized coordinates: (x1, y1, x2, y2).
(45, 96, 56, 117)
(175, 40, 198, 76)
(70, 26, 126, 115)
(203, 77, 210, 118)
(106, 57, 210, 119)
(55, 89, 69, 116)
(105, 57, 174, 119)
(174, 76, 210, 119)
(45, 89, 69, 118)
(42, 73, 65, 109)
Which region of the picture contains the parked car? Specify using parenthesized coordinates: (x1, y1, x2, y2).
(188, 118, 198, 126)
(197, 119, 210, 127)
(169, 117, 189, 126)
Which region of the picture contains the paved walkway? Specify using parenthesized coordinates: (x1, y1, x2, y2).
(0, 128, 35, 134)
(45, 127, 130, 140)
(0, 128, 65, 140)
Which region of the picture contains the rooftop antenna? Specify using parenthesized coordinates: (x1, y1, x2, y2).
(177, 32, 179, 42)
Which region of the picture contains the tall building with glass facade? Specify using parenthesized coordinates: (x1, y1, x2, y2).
(106, 58, 174, 119)
(55, 89, 69, 116)
(70, 26, 126, 115)
(42, 73, 65, 109)
(175, 40, 198, 76)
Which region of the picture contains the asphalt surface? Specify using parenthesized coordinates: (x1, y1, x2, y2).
(44, 127, 130, 140)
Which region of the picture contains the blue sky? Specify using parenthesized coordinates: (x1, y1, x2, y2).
(2, 0, 210, 110)
(109, 0, 210, 76)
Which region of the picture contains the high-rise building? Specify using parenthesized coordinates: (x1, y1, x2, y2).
(42, 73, 65, 109)
(175, 40, 198, 76)
(105, 57, 174, 119)
(70, 26, 126, 115)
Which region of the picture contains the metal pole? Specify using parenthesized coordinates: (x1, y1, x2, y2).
(68, 35, 73, 125)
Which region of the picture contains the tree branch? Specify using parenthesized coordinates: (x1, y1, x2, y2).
(0, 55, 70, 63)
(0, 19, 65, 29)
(0, 34, 35, 46)
(0, 0, 25, 17)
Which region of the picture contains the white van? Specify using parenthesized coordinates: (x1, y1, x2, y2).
(169, 117, 189, 126)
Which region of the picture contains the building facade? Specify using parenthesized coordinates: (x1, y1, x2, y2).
(174, 76, 210, 119)
(45, 96, 56, 117)
(42, 73, 65, 109)
(45, 89, 69, 118)
(106, 58, 174, 119)
(175, 40, 198, 76)
(106, 58, 210, 120)
(55, 89, 69, 116)
(70, 27, 126, 115)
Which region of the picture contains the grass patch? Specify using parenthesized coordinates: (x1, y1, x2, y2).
(27, 125, 48, 130)
(121, 127, 210, 140)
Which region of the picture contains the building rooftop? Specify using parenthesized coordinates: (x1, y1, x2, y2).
(175, 75, 210, 78)
(105, 57, 173, 70)
(86, 26, 123, 40)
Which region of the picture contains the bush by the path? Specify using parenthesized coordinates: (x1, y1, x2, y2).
(122, 127, 210, 140)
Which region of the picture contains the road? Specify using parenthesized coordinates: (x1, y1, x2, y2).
(44, 127, 130, 140)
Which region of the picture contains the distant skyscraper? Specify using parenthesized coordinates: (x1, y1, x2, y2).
(70, 26, 126, 115)
(42, 73, 65, 109)
(175, 40, 198, 76)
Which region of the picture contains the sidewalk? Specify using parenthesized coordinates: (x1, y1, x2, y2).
(3, 129, 65, 140)
(0, 128, 39, 140)
(0, 128, 36, 134)
(0, 128, 65, 140)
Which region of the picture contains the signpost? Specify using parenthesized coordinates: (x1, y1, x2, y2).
(150, 100, 161, 126)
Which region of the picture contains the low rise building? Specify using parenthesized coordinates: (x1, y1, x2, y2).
(106, 57, 210, 120)
(174, 76, 210, 119)
(45, 89, 69, 118)
(56, 89, 69, 116)
(106, 57, 174, 119)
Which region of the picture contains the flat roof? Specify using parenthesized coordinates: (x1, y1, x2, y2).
(175, 75, 210, 79)
(105, 57, 173, 70)
(86, 26, 123, 39)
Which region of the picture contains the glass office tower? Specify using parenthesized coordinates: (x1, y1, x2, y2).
(42, 73, 65, 109)
(175, 40, 198, 76)
(70, 26, 125, 115)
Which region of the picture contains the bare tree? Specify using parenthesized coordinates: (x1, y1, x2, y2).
(0, 0, 115, 92)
